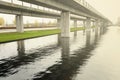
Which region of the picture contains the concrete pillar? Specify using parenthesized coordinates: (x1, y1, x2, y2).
(74, 20, 77, 36)
(102, 21, 107, 34)
(16, 15, 24, 33)
(86, 17, 91, 31)
(86, 30, 91, 46)
(83, 20, 86, 28)
(83, 20, 86, 34)
(60, 11, 70, 37)
(93, 21, 95, 27)
(99, 21, 104, 35)
(57, 19, 61, 46)
(95, 20, 99, 37)
(92, 21, 95, 32)
(101, 21, 104, 33)
(103, 22, 107, 33)
(57, 19, 61, 29)
(86, 17, 91, 46)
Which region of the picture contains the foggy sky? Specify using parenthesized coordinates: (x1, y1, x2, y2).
(86, 0, 120, 23)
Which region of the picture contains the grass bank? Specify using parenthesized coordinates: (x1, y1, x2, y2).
(0, 27, 84, 43)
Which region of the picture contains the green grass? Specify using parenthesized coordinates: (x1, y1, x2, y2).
(0, 27, 85, 43)
(71, 27, 85, 32)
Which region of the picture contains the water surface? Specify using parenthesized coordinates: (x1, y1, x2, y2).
(0, 27, 120, 80)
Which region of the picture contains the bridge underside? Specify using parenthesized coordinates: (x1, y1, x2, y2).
(0, 0, 111, 37)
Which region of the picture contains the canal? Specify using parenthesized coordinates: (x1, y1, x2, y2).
(0, 26, 120, 80)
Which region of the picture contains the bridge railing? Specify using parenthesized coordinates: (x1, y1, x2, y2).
(1, 0, 61, 14)
(74, 0, 105, 18)
(1, 0, 99, 15)
(1, 0, 107, 20)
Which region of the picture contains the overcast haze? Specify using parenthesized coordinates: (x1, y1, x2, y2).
(0, 0, 120, 24)
(86, 0, 120, 23)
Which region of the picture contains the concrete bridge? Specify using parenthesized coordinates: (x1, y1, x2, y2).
(0, 0, 111, 37)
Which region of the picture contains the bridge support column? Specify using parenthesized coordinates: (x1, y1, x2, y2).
(57, 19, 61, 46)
(86, 17, 91, 31)
(103, 22, 107, 32)
(60, 11, 70, 37)
(16, 15, 24, 33)
(83, 21, 86, 34)
(95, 20, 99, 36)
(92, 21, 95, 32)
(74, 20, 77, 36)
(100, 21, 104, 35)
(101, 21, 106, 34)
(86, 17, 91, 43)
(83, 21, 86, 28)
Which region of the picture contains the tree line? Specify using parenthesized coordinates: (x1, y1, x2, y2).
(0, 17, 56, 27)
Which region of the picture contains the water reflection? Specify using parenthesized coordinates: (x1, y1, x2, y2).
(95, 27, 98, 39)
(17, 40, 25, 56)
(74, 31, 77, 36)
(92, 28, 95, 32)
(0, 28, 104, 80)
(61, 37, 70, 59)
(0, 42, 59, 77)
(86, 30, 91, 46)
(83, 29, 85, 35)
(57, 34, 61, 46)
(33, 31, 101, 80)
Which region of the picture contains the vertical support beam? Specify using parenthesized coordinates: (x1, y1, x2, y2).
(93, 21, 95, 27)
(57, 19, 61, 46)
(57, 19, 61, 29)
(83, 20, 86, 34)
(11, 0, 13, 3)
(95, 20, 99, 37)
(101, 21, 104, 33)
(103, 21, 107, 32)
(86, 17, 91, 31)
(83, 20, 86, 28)
(16, 15, 24, 33)
(101, 21, 106, 34)
(22, 1, 23, 6)
(99, 21, 104, 35)
(86, 17, 91, 45)
(86, 30, 91, 46)
(92, 21, 95, 32)
(60, 11, 70, 37)
(74, 20, 77, 36)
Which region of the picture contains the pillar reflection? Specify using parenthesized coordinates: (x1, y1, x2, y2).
(74, 30, 77, 37)
(61, 37, 70, 59)
(17, 40, 25, 56)
(86, 30, 91, 46)
(95, 27, 98, 38)
(83, 21, 86, 35)
(74, 20, 77, 37)
(60, 37, 70, 79)
(58, 33, 61, 46)
(94, 29, 99, 43)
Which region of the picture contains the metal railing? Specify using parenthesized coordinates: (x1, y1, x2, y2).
(1, 0, 107, 19)
(74, 0, 105, 18)
(1, 0, 61, 14)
